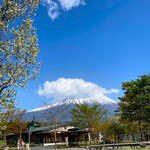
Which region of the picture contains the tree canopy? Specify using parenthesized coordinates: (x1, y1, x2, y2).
(117, 74, 150, 123)
(6, 109, 27, 148)
(71, 103, 107, 131)
(0, 0, 40, 131)
(0, 0, 41, 94)
(117, 74, 150, 141)
(93, 116, 126, 143)
(7, 109, 27, 134)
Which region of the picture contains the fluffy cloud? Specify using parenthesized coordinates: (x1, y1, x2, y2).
(42, 0, 59, 20)
(58, 0, 85, 11)
(41, 0, 85, 20)
(38, 78, 119, 101)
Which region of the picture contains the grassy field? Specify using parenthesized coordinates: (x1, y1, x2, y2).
(0, 140, 4, 145)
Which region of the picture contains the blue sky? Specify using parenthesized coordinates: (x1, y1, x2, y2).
(17, 0, 150, 111)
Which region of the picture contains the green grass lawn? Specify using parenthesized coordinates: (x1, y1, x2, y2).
(116, 149, 149, 150)
(0, 140, 4, 145)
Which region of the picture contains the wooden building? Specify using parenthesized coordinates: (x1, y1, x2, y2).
(6, 125, 89, 145)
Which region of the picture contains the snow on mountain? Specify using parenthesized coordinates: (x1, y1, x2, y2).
(28, 95, 117, 112)
(24, 95, 118, 122)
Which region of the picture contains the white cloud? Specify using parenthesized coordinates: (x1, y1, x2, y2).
(58, 0, 85, 11)
(41, 0, 86, 20)
(42, 0, 59, 20)
(104, 89, 120, 95)
(37, 78, 119, 101)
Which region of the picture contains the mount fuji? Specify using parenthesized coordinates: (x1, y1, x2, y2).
(24, 95, 118, 122)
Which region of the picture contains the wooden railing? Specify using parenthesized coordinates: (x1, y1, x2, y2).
(87, 142, 150, 149)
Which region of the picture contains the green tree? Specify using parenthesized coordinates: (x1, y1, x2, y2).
(117, 74, 150, 141)
(27, 114, 48, 128)
(93, 119, 113, 143)
(7, 109, 27, 148)
(120, 119, 139, 142)
(71, 103, 107, 144)
(0, 90, 16, 132)
(0, 88, 17, 147)
(94, 116, 126, 143)
(109, 116, 126, 143)
(0, 0, 40, 131)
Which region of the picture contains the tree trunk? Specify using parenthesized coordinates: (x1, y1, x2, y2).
(54, 123, 57, 150)
(19, 132, 22, 149)
(131, 134, 135, 142)
(88, 131, 91, 145)
(139, 122, 143, 142)
(55, 129, 57, 150)
(4, 130, 6, 148)
(114, 128, 117, 143)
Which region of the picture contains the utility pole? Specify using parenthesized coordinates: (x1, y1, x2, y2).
(28, 126, 31, 145)
(148, 129, 150, 141)
(105, 111, 107, 123)
(54, 121, 57, 150)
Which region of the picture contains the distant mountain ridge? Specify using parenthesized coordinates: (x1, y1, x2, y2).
(24, 95, 118, 122)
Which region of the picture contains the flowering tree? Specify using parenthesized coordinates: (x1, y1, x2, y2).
(0, 0, 40, 132)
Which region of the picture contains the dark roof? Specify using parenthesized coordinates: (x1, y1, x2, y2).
(6, 123, 81, 136)
(68, 127, 80, 131)
(6, 133, 15, 137)
(30, 125, 54, 132)
(30, 123, 70, 132)
(6, 124, 68, 136)
(36, 129, 87, 134)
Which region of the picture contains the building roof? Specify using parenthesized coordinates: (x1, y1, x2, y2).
(30, 124, 71, 132)
(30, 125, 54, 132)
(36, 129, 87, 134)
(6, 124, 85, 136)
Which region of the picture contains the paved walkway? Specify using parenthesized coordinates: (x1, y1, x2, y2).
(31, 146, 86, 150)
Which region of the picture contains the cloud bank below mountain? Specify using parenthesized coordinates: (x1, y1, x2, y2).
(37, 78, 119, 101)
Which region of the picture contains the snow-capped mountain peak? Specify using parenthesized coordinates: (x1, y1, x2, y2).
(28, 95, 117, 113)
(25, 95, 118, 122)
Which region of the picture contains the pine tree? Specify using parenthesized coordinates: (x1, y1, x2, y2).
(117, 74, 150, 141)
